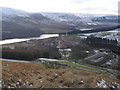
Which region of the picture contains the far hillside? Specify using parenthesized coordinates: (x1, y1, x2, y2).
(1, 7, 119, 40)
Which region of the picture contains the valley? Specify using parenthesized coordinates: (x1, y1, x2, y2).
(1, 30, 120, 89)
(1, 7, 119, 40)
(1, 7, 120, 89)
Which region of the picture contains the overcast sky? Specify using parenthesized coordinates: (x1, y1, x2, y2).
(0, 0, 119, 14)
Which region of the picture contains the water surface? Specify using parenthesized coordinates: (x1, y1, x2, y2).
(0, 34, 59, 45)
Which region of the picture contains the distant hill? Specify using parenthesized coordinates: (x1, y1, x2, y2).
(92, 16, 118, 22)
(1, 7, 118, 40)
(1, 7, 75, 40)
(2, 21, 42, 39)
(41, 13, 118, 29)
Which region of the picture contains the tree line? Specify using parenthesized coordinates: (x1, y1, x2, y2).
(85, 36, 120, 55)
(2, 46, 61, 61)
(86, 36, 118, 45)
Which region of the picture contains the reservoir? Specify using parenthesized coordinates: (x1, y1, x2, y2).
(0, 34, 59, 45)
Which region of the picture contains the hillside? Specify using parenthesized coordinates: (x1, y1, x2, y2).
(41, 13, 118, 29)
(2, 60, 120, 88)
(1, 7, 118, 40)
(1, 7, 75, 40)
(2, 21, 42, 39)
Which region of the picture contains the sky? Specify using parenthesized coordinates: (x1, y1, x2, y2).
(0, 0, 119, 15)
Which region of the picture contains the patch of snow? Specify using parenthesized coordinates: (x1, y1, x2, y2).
(29, 83, 33, 87)
(39, 80, 43, 83)
(105, 60, 113, 65)
(87, 22, 97, 25)
(80, 28, 92, 31)
(103, 33, 118, 41)
(94, 50, 99, 53)
(85, 51, 89, 53)
(8, 86, 11, 88)
(79, 36, 87, 39)
(59, 48, 71, 52)
(26, 81, 29, 84)
(97, 79, 107, 88)
(16, 81, 20, 85)
(37, 58, 64, 62)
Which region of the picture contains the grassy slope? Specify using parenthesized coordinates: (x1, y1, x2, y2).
(2, 60, 120, 88)
(53, 61, 107, 73)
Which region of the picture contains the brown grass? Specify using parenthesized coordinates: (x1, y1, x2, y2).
(2, 61, 120, 88)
